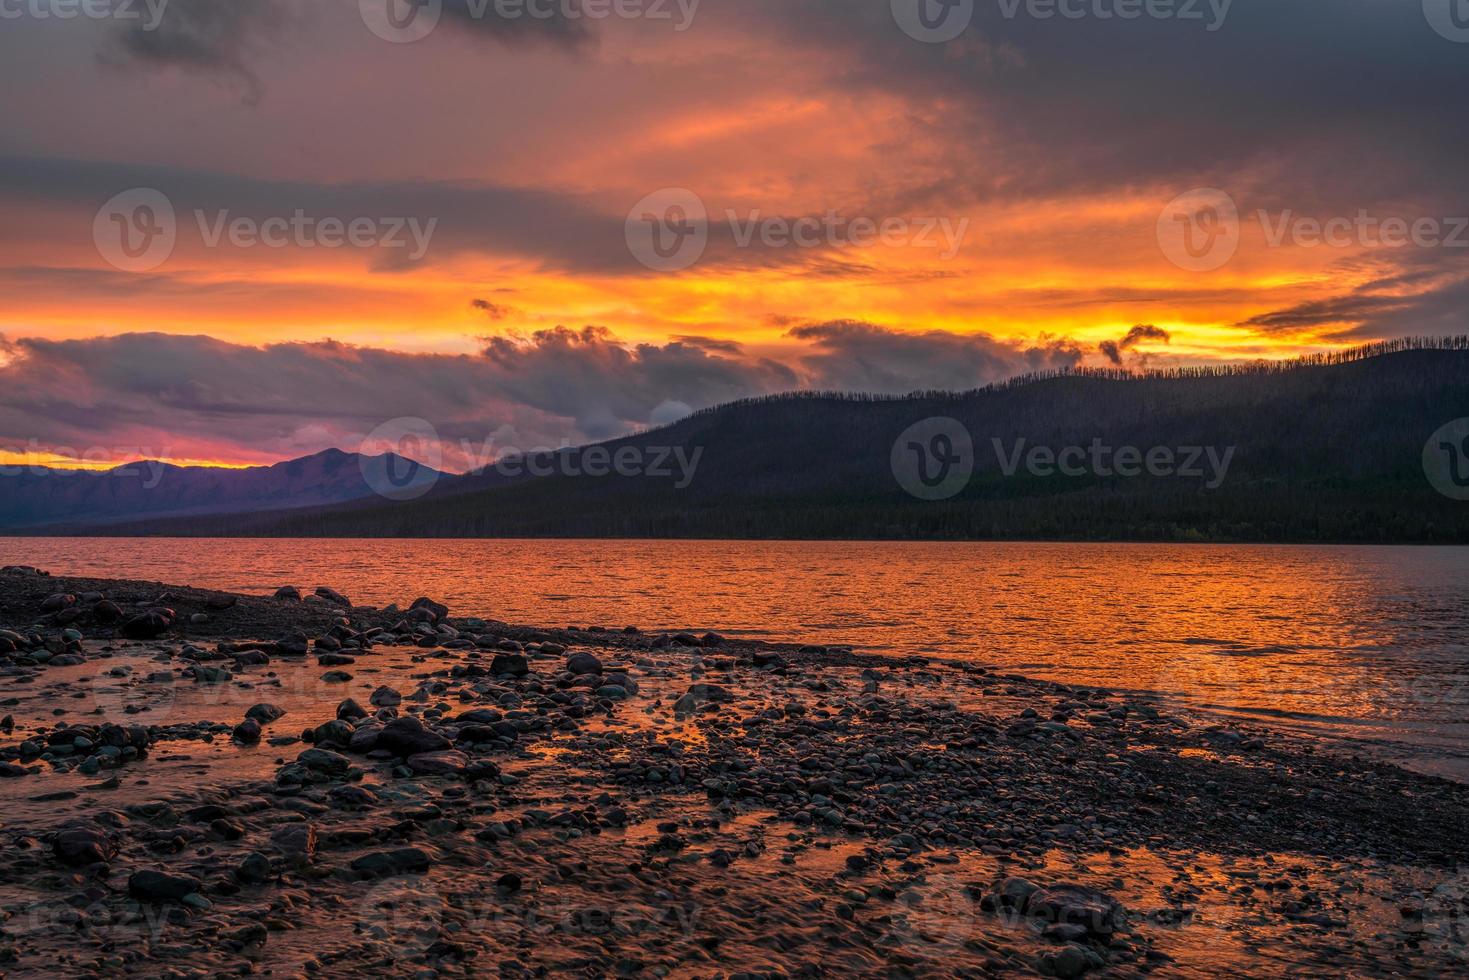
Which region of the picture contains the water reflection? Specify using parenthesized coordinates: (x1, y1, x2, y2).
(4, 538, 1467, 776)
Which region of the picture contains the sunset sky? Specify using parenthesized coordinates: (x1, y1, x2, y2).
(1, 0, 1466, 470)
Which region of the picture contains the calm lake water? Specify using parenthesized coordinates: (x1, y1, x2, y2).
(4, 538, 1467, 779)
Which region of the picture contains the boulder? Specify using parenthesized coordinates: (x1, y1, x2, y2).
(567, 652, 604, 676)
(406, 750, 470, 777)
(121, 609, 174, 639)
(129, 869, 203, 904)
(1026, 884, 1127, 937)
(351, 847, 432, 878)
(376, 717, 451, 757)
(53, 823, 120, 867)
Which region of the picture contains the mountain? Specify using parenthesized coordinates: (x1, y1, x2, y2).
(0, 449, 442, 530)
(21, 342, 1469, 543)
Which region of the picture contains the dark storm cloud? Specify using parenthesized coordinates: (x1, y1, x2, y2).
(101, 0, 297, 102)
(439, 0, 596, 48)
(0, 324, 1081, 461)
(1100, 324, 1171, 366)
(481, 326, 800, 439)
(0, 330, 793, 463)
(723, 1, 1469, 215)
(471, 299, 518, 321)
(0, 154, 629, 274)
(0, 154, 869, 277)
(102, 0, 592, 100)
(1238, 246, 1469, 339)
(788, 320, 1082, 394)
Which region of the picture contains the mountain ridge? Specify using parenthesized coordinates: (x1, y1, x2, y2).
(0, 448, 442, 529)
(19, 344, 1469, 543)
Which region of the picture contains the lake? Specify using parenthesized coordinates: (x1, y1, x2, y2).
(3, 538, 1466, 780)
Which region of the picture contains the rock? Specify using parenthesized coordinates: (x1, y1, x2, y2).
(376, 717, 452, 757)
(337, 698, 368, 721)
(0, 762, 30, 778)
(1043, 945, 1098, 979)
(41, 593, 77, 613)
(297, 748, 352, 777)
(753, 651, 787, 669)
(410, 597, 449, 623)
(121, 609, 173, 639)
(996, 876, 1041, 910)
(352, 848, 432, 878)
(192, 665, 232, 684)
(275, 631, 309, 657)
(53, 823, 120, 867)
(92, 600, 123, 623)
(236, 851, 272, 884)
(328, 784, 380, 809)
(270, 824, 318, 865)
(567, 652, 604, 675)
(312, 719, 355, 748)
(274, 586, 301, 600)
(370, 686, 402, 707)
(318, 653, 356, 667)
(204, 594, 238, 610)
(348, 726, 381, 753)
(246, 703, 286, 724)
(672, 632, 701, 647)
(407, 750, 470, 777)
(232, 719, 262, 744)
(314, 586, 351, 608)
(491, 653, 529, 677)
(496, 873, 523, 892)
(129, 869, 203, 904)
(321, 670, 354, 683)
(1026, 884, 1126, 937)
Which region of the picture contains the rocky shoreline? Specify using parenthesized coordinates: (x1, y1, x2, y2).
(0, 566, 1466, 977)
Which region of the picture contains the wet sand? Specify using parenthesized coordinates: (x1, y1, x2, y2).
(0, 567, 1466, 977)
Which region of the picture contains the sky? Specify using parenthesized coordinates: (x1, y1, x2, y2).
(0, 0, 1466, 470)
